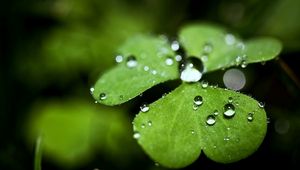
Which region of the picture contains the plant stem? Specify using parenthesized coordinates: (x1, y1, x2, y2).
(34, 136, 43, 170)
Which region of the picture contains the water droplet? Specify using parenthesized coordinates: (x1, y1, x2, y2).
(126, 55, 138, 68)
(258, 101, 265, 108)
(194, 95, 203, 106)
(227, 127, 231, 130)
(191, 130, 195, 135)
(162, 93, 167, 98)
(193, 104, 199, 111)
(213, 145, 217, 149)
(133, 131, 141, 139)
(99, 93, 107, 100)
(203, 42, 213, 53)
(175, 55, 182, 61)
(155, 162, 160, 167)
(90, 87, 94, 94)
(141, 124, 145, 128)
(235, 56, 242, 65)
(180, 57, 204, 82)
(115, 55, 123, 63)
(147, 121, 152, 126)
(94, 101, 98, 104)
(140, 103, 149, 112)
(201, 55, 208, 62)
(247, 112, 254, 122)
(213, 110, 219, 116)
(171, 41, 180, 51)
(225, 34, 236, 45)
(228, 97, 233, 103)
(165, 57, 174, 66)
(206, 115, 216, 126)
(224, 103, 235, 117)
(236, 42, 245, 50)
(224, 136, 230, 141)
(144, 66, 149, 71)
(151, 70, 157, 75)
(201, 81, 208, 88)
(241, 60, 247, 68)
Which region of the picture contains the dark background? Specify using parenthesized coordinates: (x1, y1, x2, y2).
(1, 0, 300, 169)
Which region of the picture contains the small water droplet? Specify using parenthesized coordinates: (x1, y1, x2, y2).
(90, 87, 94, 94)
(224, 103, 235, 117)
(133, 131, 141, 139)
(236, 42, 245, 50)
(115, 55, 123, 63)
(241, 60, 247, 68)
(228, 97, 233, 103)
(147, 121, 152, 126)
(140, 103, 149, 112)
(213, 110, 219, 116)
(194, 95, 203, 106)
(258, 101, 265, 108)
(206, 115, 216, 126)
(193, 104, 199, 111)
(155, 162, 160, 167)
(151, 70, 157, 75)
(175, 55, 182, 61)
(227, 127, 231, 130)
(144, 66, 149, 71)
(201, 81, 208, 88)
(141, 124, 145, 128)
(213, 145, 217, 149)
(235, 56, 242, 65)
(180, 57, 204, 82)
(171, 41, 180, 51)
(165, 57, 174, 66)
(225, 34, 236, 45)
(224, 136, 230, 141)
(99, 93, 107, 100)
(94, 101, 98, 104)
(126, 55, 138, 68)
(203, 42, 213, 53)
(191, 130, 195, 135)
(201, 55, 208, 62)
(247, 112, 254, 122)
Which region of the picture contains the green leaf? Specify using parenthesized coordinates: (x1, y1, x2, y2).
(179, 24, 282, 72)
(92, 35, 179, 105)
(133, 83, 267, 168)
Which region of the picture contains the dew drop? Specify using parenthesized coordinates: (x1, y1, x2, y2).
(213, 110, 219, 116)
(99, 93, 107, 100)
(144, 66, 149, 71)
(147, 121, 152, 127)
(180, 57, 204, 82)
(141, 124, 145, 128)
(191, 130, 195, 135)
(90, 87, 94, 94)
(241, 60, 247, 68)
(155, 162, 160, 167)
(201, 81, 208, 88)
(203, 42, 213, 53)
(224, 136, 230, 141)
(165, 57, 174, 66)
(193, 104, 199, 111)
(140, 103, 150, 112)
(171, 41, 180, 51)
(224, 103, 235, 117)
(201, 55, 208, 62)
(151, 70, 157, 75)
(133, 131, 141, 139)
(213, 145, 217, 149)
(206, 115, 216, 126)
(258, 101, 265, 108)
(225, 33, 236, 45)
(126, 55, 138, 68)
(228, 97, 233, 103)
(175, 55, 182, 62)
(94, 101, 98, 104)
(235, 56, 242, 65)
(115, 55, 123, 63)
(194, 95, 203, 106)
(247, 112, 254, 122)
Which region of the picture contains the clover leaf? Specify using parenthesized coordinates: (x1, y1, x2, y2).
(91, 23, 282, 168)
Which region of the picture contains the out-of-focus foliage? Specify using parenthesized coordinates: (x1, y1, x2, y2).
(26, 99, 137, 168)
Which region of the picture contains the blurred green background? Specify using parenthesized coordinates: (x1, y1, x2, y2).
(1, 0, 300, 169)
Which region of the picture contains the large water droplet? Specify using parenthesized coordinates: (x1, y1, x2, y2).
(194, 95, 203, 106)
(203, 42, 213, 53)
(126, 55, 138, 68)
(140, 103, 149, 112)
(180, 57, 204, 82)
(99, 93, 107, 100)
(133, 131, 141, 139)
(165, 57, 174, 66)
(115, 55, 123, 63)
(171, 41, 180, 51)
(206, 115, 216, 126)
(247, 112, 254, 122)
(224, 103, 235, 117)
